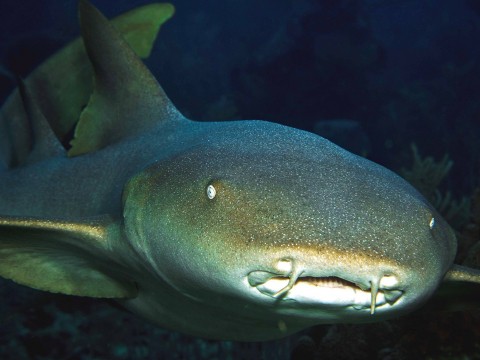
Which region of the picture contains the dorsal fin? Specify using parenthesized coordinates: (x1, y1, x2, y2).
(68, 1, 184, 157)
(0, 2, 174, 168)
(17, 79, 66, 164)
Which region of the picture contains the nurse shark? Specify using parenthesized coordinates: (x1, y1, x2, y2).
(0, 0, 478, 341)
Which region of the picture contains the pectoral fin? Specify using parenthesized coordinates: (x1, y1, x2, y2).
(443, 264, 480, 284)
(0, 215, 137, 299)
(427, 265, 480, 312)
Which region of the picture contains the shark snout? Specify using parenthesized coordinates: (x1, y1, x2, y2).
(246, 258, 405, 315)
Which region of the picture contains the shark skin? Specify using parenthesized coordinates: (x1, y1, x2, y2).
(0, 1, 479, 341)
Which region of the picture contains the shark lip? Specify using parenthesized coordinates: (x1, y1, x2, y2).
(247, 272, 404, 313)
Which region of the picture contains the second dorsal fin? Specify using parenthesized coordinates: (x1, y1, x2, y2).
(69, 1, 184, 157)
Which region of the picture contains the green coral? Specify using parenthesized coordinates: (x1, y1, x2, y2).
(461, 188, 480, 267)
(400, 144, 470, 229)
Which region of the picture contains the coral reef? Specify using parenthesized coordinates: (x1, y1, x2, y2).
(400, 143, 470, 230)
(289, 308, 480, 360)
(0, 281, 294, 360)
(399, 143, 480, 268)
(458, 188, 480, 267)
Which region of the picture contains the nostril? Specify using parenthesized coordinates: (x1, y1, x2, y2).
(379, 274, 399, 289)
(384, 290, 403, 304)
(247, 259, 296, 287)
(379, 274, 403, 305)
(276, 258, 293, 273)
(247, 271, 277, 287)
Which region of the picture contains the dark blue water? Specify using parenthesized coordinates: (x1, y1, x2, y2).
(0, 1, 479, 359)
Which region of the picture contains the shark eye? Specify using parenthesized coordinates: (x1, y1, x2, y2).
(429, 217, 435, 229)
(206, 184, 216, 199)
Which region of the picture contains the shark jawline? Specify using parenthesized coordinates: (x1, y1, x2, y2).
(251, 274, 404, 314)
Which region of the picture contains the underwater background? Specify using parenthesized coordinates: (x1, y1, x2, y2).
(0, 0, 479, 359)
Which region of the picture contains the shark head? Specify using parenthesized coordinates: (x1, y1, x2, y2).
(123, 120, 457, 338)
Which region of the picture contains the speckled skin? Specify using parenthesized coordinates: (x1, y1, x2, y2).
(0, 1, 459, 341)
(119, 119, 457, 340)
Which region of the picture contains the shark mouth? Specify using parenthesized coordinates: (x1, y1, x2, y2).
(247, 271, 403, 314)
